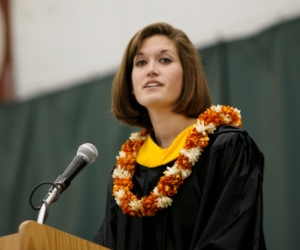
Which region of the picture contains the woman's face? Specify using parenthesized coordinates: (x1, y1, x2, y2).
(131, 35, 183, 111)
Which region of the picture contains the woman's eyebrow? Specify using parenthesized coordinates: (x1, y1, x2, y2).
(135, 51, 144, 56)
(135, 49, 175, 56)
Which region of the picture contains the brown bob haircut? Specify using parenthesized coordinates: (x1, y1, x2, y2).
(111, 22, 211, 128)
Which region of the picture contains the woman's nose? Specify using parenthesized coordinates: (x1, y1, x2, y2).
(147, 62, 159, 76)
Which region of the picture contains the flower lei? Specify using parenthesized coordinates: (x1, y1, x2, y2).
(112, 105, 242, 217)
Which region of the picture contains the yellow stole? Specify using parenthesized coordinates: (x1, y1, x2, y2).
(136, 124, 195, 167)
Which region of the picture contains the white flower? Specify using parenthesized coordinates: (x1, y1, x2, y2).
(129, 199, 142, 211)
(180, 169, 192, 179)
(232, 109, 242, 126)
(116, 151, 126, 159)
(157, 196, 173, 208)
(112, 165, 131, 178)
(114, 189, 125, 205)
(163, 164, 192, 179)
(114, 197, 122, 206)
(129, 132, 147, 141)
(232, 121, 241, 127)
(153, 187, 160, 195)
(222, 114, 232, 123)
(180, 147, 201, 164)
(114, 189, 125, 199)
(234, 107, 241, 117)
(152, 187, 173, 208)
(195, 120, 207, 135)
(195, 120, 216, 135)
(211, 105, 222, 112)
(129, 132, 141, 140)
(164, 165, 181, 176)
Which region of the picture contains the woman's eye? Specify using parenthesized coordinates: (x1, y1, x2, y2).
(136, 60, 146, 66)
(160, 58, 172, 63)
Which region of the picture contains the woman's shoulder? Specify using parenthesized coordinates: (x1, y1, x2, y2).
(210, 125, 250, 145)
(208, 125, 262, 156)
(202, 125, 264, 183)
(213, 124, 247, 136)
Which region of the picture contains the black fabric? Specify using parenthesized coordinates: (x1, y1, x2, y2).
(93, 126, 266, 250)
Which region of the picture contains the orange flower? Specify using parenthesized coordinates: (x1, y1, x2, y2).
(175, 155, 192, 170)
(141, 193, 159, 216)
(157, 175, 184, 196)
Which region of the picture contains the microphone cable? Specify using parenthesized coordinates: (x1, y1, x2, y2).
(29, 181, 61, 210)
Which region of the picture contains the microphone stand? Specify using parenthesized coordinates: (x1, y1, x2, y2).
(37, 186, 61, 224)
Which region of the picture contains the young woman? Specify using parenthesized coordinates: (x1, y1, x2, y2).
(93, 22, 266, 250)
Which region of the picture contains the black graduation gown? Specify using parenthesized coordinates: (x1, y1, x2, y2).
(93, 125, 266, 250)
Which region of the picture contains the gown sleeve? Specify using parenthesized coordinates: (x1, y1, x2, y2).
(191, 126, 266, 249)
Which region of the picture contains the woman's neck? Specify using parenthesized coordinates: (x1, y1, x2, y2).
(149, 110, 196, 148)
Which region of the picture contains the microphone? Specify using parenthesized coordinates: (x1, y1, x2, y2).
(36, 143, 98, 224)
(52, 143, 98, 193)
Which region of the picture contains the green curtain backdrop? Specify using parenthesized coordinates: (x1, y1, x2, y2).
(0, 17, 299, 250)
